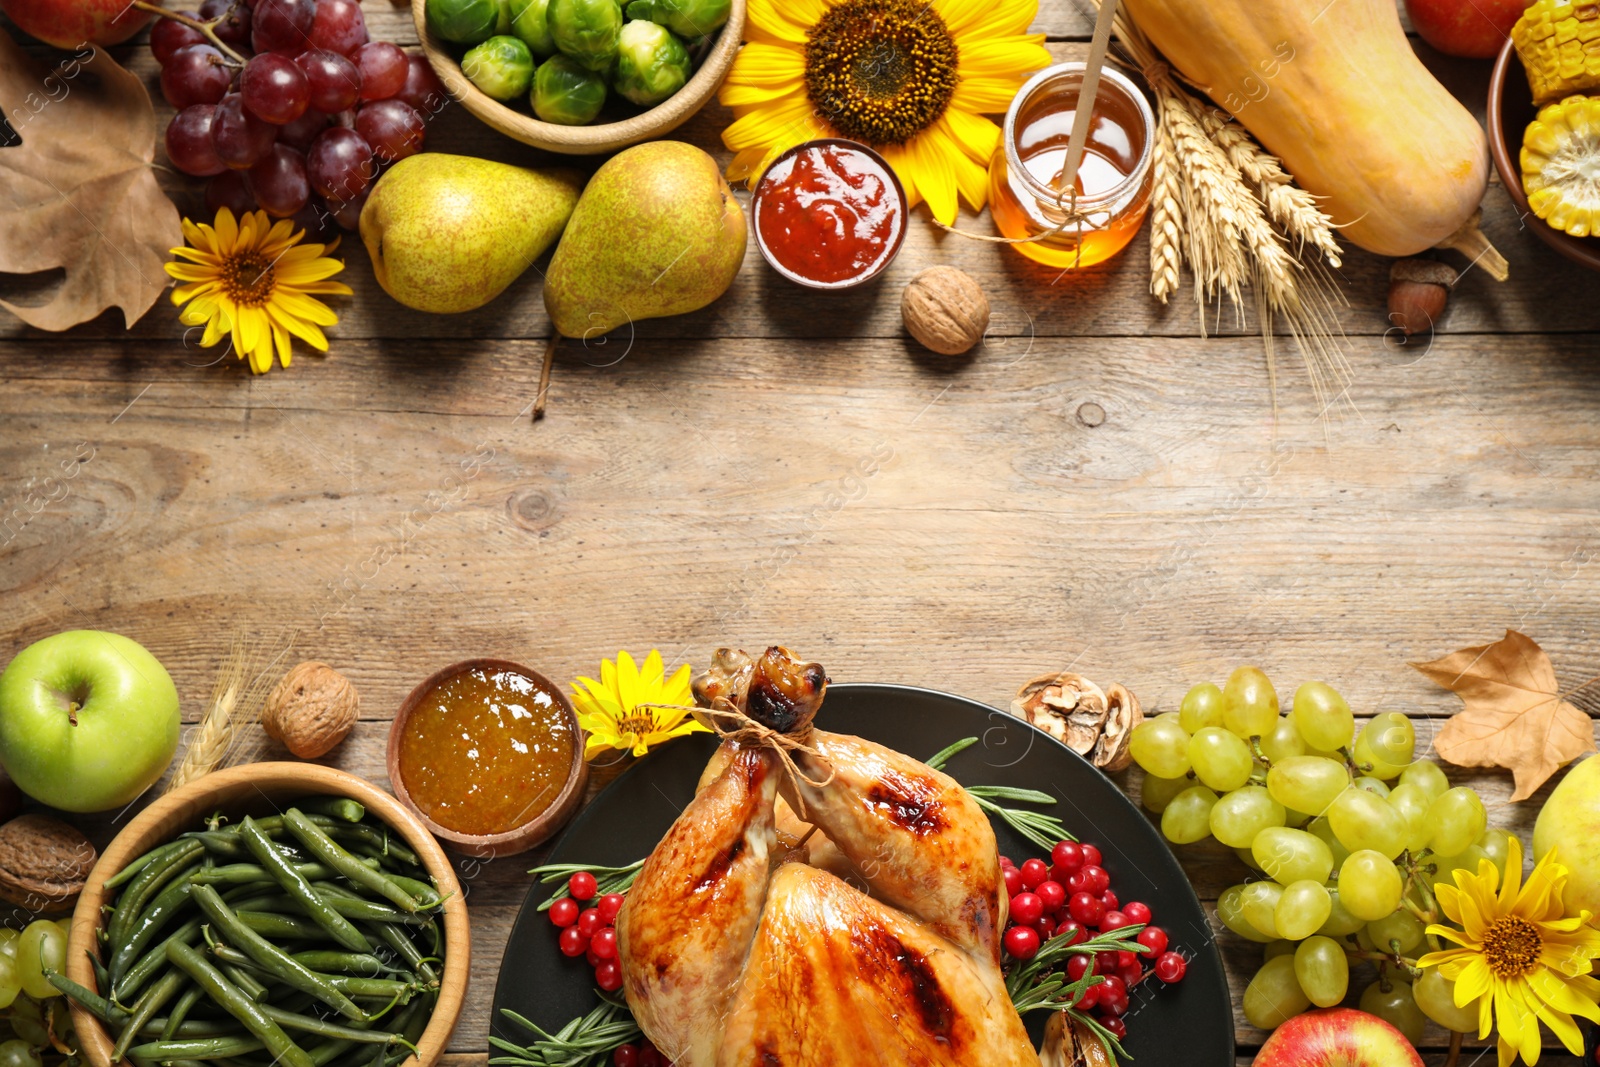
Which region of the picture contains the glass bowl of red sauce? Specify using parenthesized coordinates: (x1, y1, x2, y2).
(752, 138, 907, 289)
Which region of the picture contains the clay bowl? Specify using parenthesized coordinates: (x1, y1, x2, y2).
(67, 762, 470, 1067)
(387, 658, 587, 858)
(1488, 37, 1600, 271)
(412, 0, 746, 154)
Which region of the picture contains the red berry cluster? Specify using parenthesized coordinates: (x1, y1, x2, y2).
(1000, 840, 1188, 1041)
(548, 872, 626, 993)
(547, 872, 674, 1067)
(152, 0, 445, 234)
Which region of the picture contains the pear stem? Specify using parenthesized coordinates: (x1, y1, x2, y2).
(533, 332, 557, 421)
(1445, 1030, 1462, 1067)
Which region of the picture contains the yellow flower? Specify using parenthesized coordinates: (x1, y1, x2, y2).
(1418, 836, 1600, 1067)
(572, 650, 708, 759)
(718, 0, 1050, 224)
(165, 208, 352, 375)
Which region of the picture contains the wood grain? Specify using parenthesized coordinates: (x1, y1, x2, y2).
(3, 0, 1598, 1060)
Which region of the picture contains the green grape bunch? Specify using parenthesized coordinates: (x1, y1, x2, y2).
(1132, 665, 1508, 1038)
(0, 920, 79, 1067)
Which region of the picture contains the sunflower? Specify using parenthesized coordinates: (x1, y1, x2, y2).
(165, 208, 352, 375)
(719, 0, 1050, 224)
(572, 650, 708, 759)
(1417, 836, 1600, 1067)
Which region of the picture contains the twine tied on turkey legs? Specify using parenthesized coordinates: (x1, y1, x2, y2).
(637, 699, 836, 819)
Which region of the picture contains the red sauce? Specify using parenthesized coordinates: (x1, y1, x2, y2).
(755, 142, 904, 287)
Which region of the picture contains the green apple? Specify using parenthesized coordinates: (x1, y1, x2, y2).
(0, 631, 179, 812)
(1534, 753, 1600, 917)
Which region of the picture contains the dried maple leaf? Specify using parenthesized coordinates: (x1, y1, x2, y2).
(0, 32, 181, 330)
(1411, 630, 1597, 801)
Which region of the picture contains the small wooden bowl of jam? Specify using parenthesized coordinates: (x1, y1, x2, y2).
(751, 138, 907, 290)
(387, 658, 587, 858)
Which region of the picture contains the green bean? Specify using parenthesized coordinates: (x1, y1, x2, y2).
(234, 911, 337, 941)
(221, 964, 269, 1002)
(310, 1039, 358, 1067)
(298, 798, 365, 823)
(89, 949, 111, 994)
(191, 884, 366, 1021)
(46, 970, 133, 1026)
(193, 863, 339, 885)
(111, 839, 204, 947)
(382, 875, 441, 910)
(114, 969, 189, 1061)
(289, 952, 399, 977)
(238, 817, 369, 953)
(110, 876, 195, 986)
(105, 841, 185, 890)
(127, 1037, 266, 1061)
(164, 984, 206, 1040)
(166, 940, 314, 1067)
(116, 917, 204, 1003)
(283, 811, 421, 913)
(327, 826, 419, 869)
(363, 924, 436, 986)
(304, 886, 430, 926)
(209, 945, 415, 1003)
(256, 1003, 411, 1046)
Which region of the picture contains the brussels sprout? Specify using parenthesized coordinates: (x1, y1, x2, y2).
(612, 19, 690, 105)
(462, 34, 536, 101)
(510, 0, 555, 55)
(548, 0, 623, 72)
(425, 0, 499, 45)
(532, 53, 607, 123)
(624, 0, 727, 37)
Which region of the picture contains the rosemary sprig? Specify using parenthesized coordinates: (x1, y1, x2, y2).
(490, 995, 641, 1067)
(1070, 1007, 1132, 1063)
(967, 787, 1076, 851)
(926, 737, 1077, 849)
(1004, 922, 1148, 1004)
(527, 859, 646, 912)
(925, 736, 979, 771)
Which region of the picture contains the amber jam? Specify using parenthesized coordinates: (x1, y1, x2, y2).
(753, 138, 906, 288)
(988, 64, 1155, 269)
(398, 665, 575, 836)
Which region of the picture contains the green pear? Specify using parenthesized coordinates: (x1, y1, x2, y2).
(543, 141, 745, 338)
(1533, 753, 1600, 916)
(360, 154, 584, 314)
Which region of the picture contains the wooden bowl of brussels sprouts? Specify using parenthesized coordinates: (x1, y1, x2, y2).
(414, 0, 745, 154)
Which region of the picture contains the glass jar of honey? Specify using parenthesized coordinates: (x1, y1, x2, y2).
(988, 63, 1155, 269)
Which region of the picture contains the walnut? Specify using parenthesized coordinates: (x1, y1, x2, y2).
(0, 814, 96, 915)
(1040, 1009, 1114, 1067)
(1010, 672, 1144, 772)
(263, 661, 359, 759)
(901, 266, 990, 355)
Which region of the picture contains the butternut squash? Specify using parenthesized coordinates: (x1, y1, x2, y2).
(1124, 0, 1491, 260)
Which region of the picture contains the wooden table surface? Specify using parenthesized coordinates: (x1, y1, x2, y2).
(3, 0, 1598, 1062)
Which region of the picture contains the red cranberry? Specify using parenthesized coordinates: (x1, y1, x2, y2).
(1137, 926, 1169, 957)
(1019, 858, 1050, 889)
(549, 898, 579, 928)
(1154, 951, 1188, 983)
(1121, 901, 1152, 925)
(1009, 892, 1044, 926)
(1051, 841, 1083, 873)
(1003, 924, 1040, 960)
(1036, 880, 1066, 914)
(1080, 844, 1103, 867)
(1100, 910, 1133, 932)
(1068, 891, 1104, 927)
(1002, 866, 1023, 897)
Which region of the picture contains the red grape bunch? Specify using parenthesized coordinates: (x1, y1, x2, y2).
(153, 0, 446, 235)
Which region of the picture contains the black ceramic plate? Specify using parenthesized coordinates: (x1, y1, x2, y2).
(489, 684, 1234, 1064)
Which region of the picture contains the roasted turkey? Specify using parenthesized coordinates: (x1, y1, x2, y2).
(616, 646, 1077, 1067)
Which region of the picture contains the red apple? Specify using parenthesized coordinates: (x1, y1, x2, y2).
(0, 0, 152, 48)
(1404, 0, 1533, 58)
(1254, 1008, 1424, 1067)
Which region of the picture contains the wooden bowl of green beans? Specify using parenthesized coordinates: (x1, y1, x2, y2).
(61, 763, 469, 1067)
